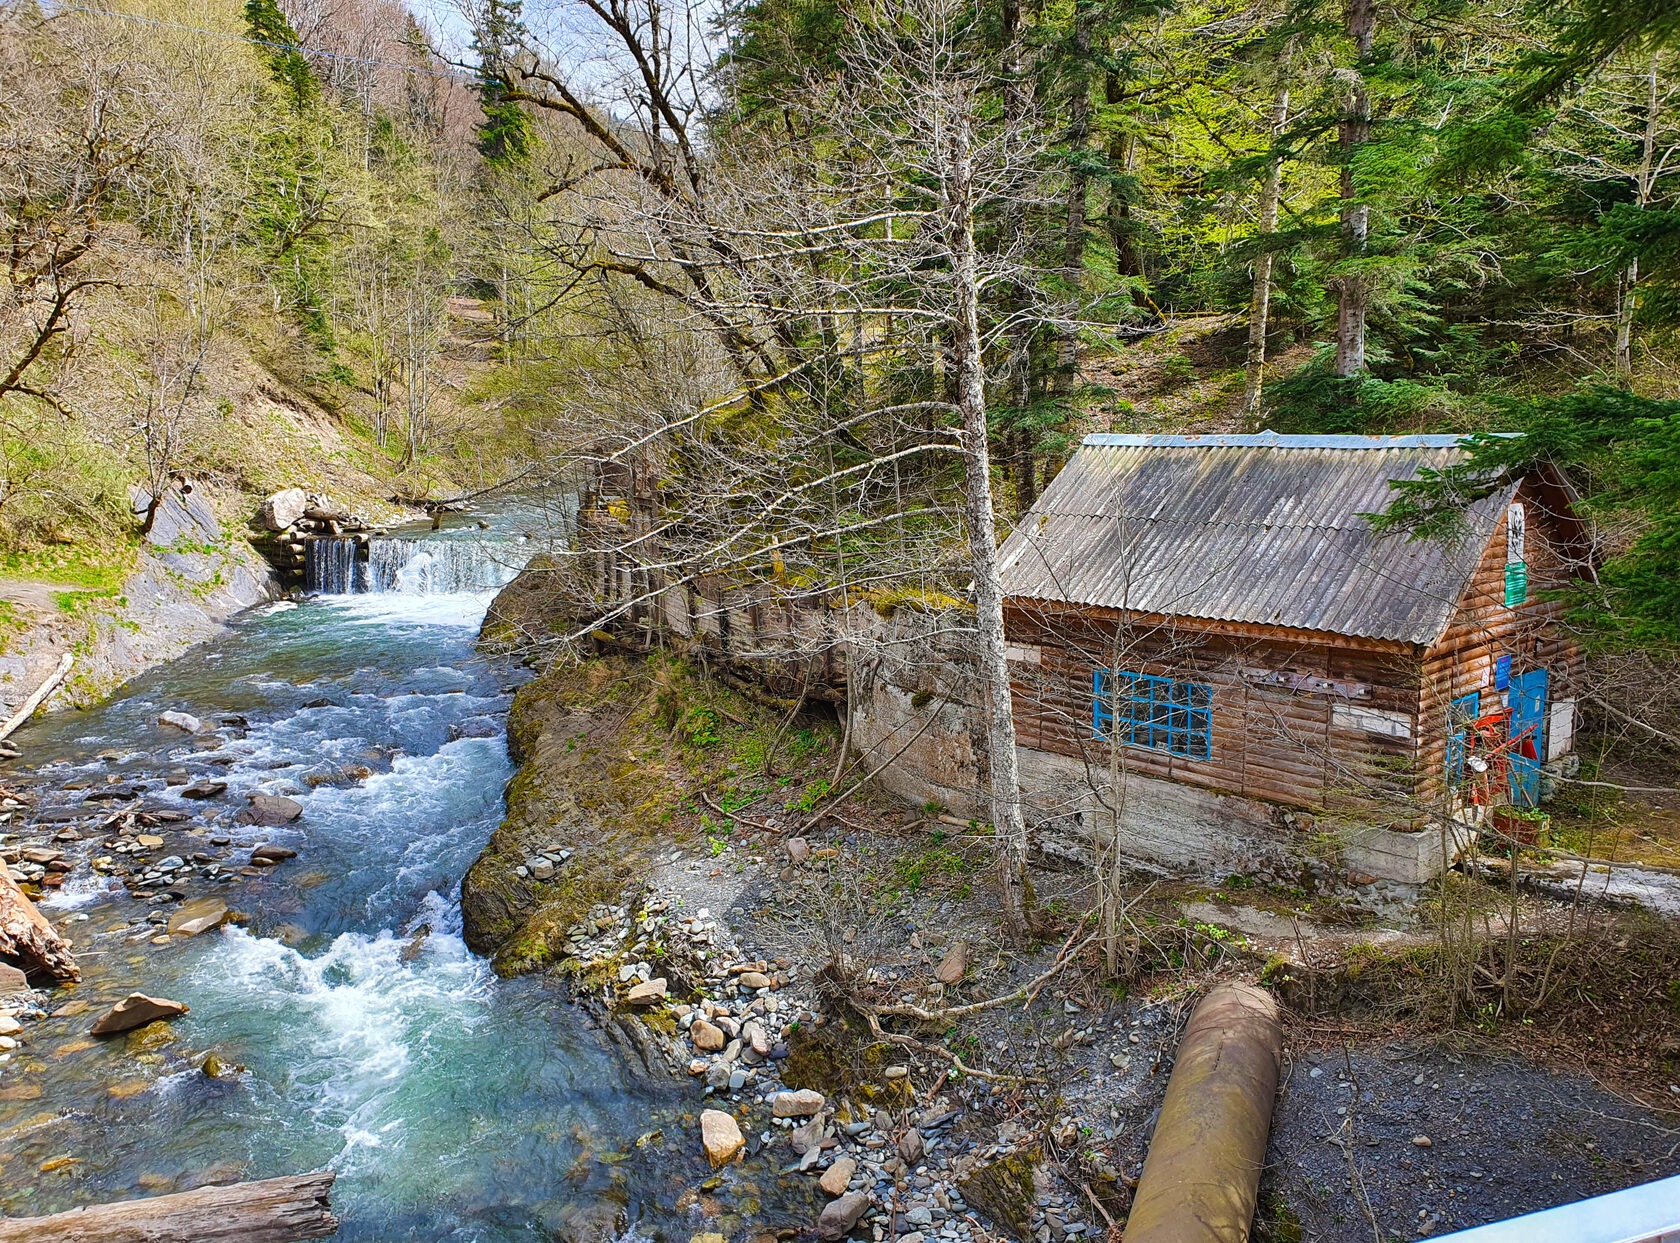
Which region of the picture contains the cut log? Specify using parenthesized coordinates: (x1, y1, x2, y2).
(0, 858, 78, 981)
(0, 652, 74, 744)
(0, 1171, 339, 1242)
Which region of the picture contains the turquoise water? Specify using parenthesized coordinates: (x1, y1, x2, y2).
(0, 520, 716, 1240)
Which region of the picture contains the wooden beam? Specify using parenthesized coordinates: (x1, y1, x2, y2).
(0, 1171, 339, 1242)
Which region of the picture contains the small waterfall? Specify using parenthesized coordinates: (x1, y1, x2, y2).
(306, 536, 523, 596)
(306, 537, 364, 593)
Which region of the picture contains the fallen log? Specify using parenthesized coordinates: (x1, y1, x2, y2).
(0, 652, 74, 744)
(0, 858, 78, 981)
(0, 1171, 339, 1242)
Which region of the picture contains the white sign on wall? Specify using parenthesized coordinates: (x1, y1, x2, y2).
(1547, 699, 1576, 761)
(1506, 502, 1526, 565)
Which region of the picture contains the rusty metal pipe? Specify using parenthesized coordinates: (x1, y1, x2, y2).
(1123, 983, 1284, 1243)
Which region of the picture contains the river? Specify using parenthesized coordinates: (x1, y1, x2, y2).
(0, 504, 700, 1240)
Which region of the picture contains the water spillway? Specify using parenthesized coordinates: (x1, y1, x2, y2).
(305, 534, 526, 596)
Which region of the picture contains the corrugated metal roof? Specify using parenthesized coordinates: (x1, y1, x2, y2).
(1081, 432, 1482, 449)
(997, 438, 1513, 645)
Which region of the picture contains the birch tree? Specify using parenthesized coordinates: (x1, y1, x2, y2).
(478, 0, 1065, 939)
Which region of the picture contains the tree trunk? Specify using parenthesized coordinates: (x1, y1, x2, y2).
(0, 1172, 339, 1243)
(1617, 55, 1661, 386)
(1615, 258, 1639, 384)
(1002, 0, 1038, 518)
(1241, 38, 1295, 425)
(950, 110, 1030, 945)
(1, 855, 80, 982)
(1105, 78, 1140, 279)
(1334, 0, 1375, 381)
(1056, 6, 1096, 392)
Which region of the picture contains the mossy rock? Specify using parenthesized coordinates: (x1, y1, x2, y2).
(958, 1146, 1040, 1241)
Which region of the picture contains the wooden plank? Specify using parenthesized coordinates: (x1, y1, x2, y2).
(0, 1172, 339, 1243)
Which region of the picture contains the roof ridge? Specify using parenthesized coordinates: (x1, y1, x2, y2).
(1080, 432, 1491, 449)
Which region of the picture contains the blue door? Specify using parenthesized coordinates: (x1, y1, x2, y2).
(1507, 670, 1548, 807)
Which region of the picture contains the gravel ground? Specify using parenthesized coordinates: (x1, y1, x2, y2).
(1261, 1043, 1680, 1241)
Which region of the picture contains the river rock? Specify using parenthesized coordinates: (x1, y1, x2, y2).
(244, 794, 303, 825)
(700, 1108, 745, 1167)
(738, 971, 771, 990)
(91, 993, 189, 1035)
(158, 711, 202, 734)
(817, 1192, 871, 1240)
(935, 941, 967, 985)
(0, 1015, 21, 1036)
(690, 1018, 725, 1052)
(786, 837, 811, 864)
(261, 488, 308, 531)
(250, 845, 298, 864)
(0, 963, 27, 994)
(772, 1088, 825, 1118)
(168, 898, 229, 937)
(179, 781, 227, 799)
(820, 1156, 857, 1197)
(626, 977, 667, 1006)
(898, 1127, 924, 1163)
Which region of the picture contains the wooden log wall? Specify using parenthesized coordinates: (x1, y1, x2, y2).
(1004, 603, 1425, 817)
(1415, 476, 1586, 806)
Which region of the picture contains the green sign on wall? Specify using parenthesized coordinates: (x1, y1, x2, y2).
(1505, 561, 1527, 607)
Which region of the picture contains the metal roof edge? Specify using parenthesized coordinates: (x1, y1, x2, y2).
(1080, 432, 1518, 450)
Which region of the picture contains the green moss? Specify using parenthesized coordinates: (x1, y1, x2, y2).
(959, 1148, 1040, 1240)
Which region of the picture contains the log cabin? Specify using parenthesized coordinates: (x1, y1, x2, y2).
(991, 432, 1594, 892)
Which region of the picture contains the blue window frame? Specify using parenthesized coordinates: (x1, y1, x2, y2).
(1445, 691, 1480, 787)
(1094, 670, 1212, 758)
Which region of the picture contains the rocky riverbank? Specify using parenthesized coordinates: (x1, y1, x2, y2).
(0, 487, 277, 722)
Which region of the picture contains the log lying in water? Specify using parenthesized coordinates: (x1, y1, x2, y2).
(0, 861, 78, 982)
(0, 1170, 339, 1242)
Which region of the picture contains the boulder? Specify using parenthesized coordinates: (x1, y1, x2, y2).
(167, 898, 229, 937)
(817, 1191, 871, 1240)
(625, 977, 667, 1006)
(690, 1018, 725, 1052)
(245, 794, 303, 826)
(772, 1088, 826, 1118)
(820, 1156, 857, 1197)
(261, 488, 308, 531)
(158, 711, 203, 734)
(700, 1109, 745, 1167)
(91, 993, 189, 1036)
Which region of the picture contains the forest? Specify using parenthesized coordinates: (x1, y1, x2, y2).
(4, 0, 1678, 637)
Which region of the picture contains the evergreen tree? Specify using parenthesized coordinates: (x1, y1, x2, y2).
(244, 0, 317, 113)
(472, 0, 532, 167)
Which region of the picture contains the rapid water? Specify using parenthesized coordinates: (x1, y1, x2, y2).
(0, 506, 716, 1240)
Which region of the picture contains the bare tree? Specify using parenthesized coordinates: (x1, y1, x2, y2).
(476, 0, 1075, 940)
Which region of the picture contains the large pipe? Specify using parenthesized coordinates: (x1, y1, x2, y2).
(1124, 983, 1284, 1243)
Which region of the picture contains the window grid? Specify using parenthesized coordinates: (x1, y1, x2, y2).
(1094, 670, 1212, 759)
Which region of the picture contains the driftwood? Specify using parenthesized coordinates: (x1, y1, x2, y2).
(0, 652, 74, 744)
(0, 860, 78, 981)
(0, 1171, 339, 1242)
